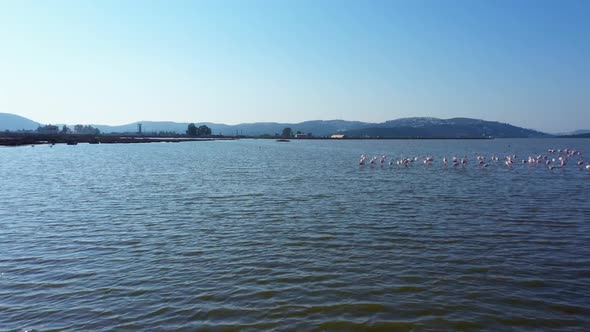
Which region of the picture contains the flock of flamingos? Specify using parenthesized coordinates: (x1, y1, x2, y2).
(359, 148, 590, 171)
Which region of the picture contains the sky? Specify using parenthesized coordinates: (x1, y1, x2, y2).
(0, 0, 588, 132)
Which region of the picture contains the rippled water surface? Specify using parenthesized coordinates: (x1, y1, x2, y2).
(1, 139, 590, 331)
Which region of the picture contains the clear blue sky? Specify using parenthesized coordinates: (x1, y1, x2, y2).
(0, 0, 588, 132)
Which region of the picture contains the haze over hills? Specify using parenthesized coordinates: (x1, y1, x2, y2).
(568, 129, 590, 136)
(91, 120, 371, 136)
(88, 118, 551, 138)
(0, 113, 40, 131)
(0, 112, 571, 138)
(91, 117, 551, 138)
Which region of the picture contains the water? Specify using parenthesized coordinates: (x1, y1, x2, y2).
(1, 139, 589, 331)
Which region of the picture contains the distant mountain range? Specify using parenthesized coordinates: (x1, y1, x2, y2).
(567, 129, 590, 136)
(0, 112, 582, 138)
(89, 117, 551, 138)
(91, 119, 370, 136)
(558, 132, 590, 138)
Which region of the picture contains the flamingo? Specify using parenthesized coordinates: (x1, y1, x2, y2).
(354, 148, 587, 172)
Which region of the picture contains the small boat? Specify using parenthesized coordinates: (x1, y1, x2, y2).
(276, 139, 290, 142)
(66, 142, 78, 145)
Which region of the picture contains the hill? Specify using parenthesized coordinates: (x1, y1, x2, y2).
(558, 133, 590, 138)
(94, 120, 370, 136)
(569, 130, 590, 136)
(0, 113, 558, 138)
(341, 118, 550, 138)
(0, 113, 40, 131)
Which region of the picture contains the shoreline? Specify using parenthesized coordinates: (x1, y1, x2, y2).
(4, 133, 585, 147)
(0, 133, 225, 146)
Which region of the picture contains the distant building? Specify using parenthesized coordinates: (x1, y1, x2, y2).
(295, 132, 312, 139)
(330, 134, 346, 139)
(37, 125, 59, 135)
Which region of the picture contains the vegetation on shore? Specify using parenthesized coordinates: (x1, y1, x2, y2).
(186, 123, 212, 137)
(1, 115, 586, 147)
(0, 133, 217, 147)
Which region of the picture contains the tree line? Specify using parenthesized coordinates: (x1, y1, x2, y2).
(37, 124, 100, 135)
(186, 123, 212, 137)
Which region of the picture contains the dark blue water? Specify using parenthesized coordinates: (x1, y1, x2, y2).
(1, 139, 589, 331)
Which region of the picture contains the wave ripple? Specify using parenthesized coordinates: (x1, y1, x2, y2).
(1, 139, 589, 331)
